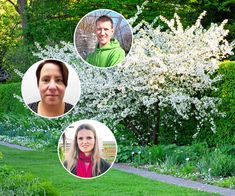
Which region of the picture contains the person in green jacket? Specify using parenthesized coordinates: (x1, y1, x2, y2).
(86, 15, 125, 68)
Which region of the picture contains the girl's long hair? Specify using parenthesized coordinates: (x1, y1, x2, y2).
(66, 124, 101, 176)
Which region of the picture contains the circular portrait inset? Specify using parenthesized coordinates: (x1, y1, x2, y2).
(21, 59, 81, 118)
(74, 9, 133, 68)
(58, 120, 117, 179)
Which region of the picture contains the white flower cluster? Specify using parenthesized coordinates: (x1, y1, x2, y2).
(33, 10, 233, 143)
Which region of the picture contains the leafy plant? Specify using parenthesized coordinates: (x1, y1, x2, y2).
(148, 145, 165, 164)
(210, 149, 235, 177)
(0, 165, 58, 195)
(214, 177, 235, 189)
(116, 145, 143, 163)
(0, 151, 3, 161)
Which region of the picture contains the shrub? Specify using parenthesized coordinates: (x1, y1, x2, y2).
(214, 176, 235, 189)
(210, 149, 235, 177)
(3, 44, 39, 83)
(0, 112, 67, 150)
(220, 145, 235, 156)
(215, 61, 235, 146)
(197, 148, 235, 177)
(148, 145, 165, 164)
(196, 61, 235, 146)
(0, 83, 29, 115)
(175, 142, 209, 163)
(0, 165, 58, 195)
(116, 145, 143, 163)
(0, 135, 49, 150)
(179, 163, 197, 176)
(132, 144, 235, 188)
(0, 152, 3, 161)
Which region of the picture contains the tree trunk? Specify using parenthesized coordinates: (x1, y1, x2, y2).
(153, 101, 160, 145)
(17, 0, 27, 30)
(7, 0, 28, 42)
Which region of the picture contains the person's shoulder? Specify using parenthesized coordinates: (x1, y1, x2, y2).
(114, 47, 125, 55)
(111, 40, 125, 53)
(110, 46, 125, 62)
(86, 45, 99, 60)
(63, 160, 68, 168)
(28, 101, 39, 112)
(63, 160, 76, 175)
(64, 102, 73, 113)
(100, 158, 111, 170)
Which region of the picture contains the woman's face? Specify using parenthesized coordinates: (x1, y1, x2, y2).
(77, 129, 95, 156)
(38, 63, 65, 106)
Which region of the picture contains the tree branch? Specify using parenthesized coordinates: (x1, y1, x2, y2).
(123, 118, 141, 136)
(6, 0, 15, 6)
(6, 0, 19, 14)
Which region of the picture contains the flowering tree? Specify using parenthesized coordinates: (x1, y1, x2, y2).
(32, 6, 234, 145)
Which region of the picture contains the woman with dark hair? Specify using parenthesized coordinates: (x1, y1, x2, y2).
(28, 59, 73, 117)
(64, 124, 110, 178)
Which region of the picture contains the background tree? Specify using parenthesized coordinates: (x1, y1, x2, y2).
(0, 0, 20, 68)
(5, 0, 29, 42)
(1, 0, 234, 81)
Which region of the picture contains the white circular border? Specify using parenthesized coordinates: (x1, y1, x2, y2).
(57, 119, 118, 180)
(73, 8, 133, 69)
(21, 58, 81, 119)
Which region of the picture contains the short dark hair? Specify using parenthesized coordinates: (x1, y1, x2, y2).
(96, 15, 113, 28)
(36, 59, 69, 87)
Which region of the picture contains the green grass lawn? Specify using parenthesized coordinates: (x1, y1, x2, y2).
(0, 145, 217, 196)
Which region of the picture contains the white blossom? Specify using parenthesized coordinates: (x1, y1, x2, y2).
(31, 9, 234, 144)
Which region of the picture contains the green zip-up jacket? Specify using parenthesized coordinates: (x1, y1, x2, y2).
(86, 38, 125, 68)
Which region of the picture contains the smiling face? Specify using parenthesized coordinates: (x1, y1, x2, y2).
(77, 129, 95, 156)
(38, 63, 65, 106)
(96, 20, 114, 48)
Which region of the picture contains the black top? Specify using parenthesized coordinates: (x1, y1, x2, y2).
(28, 101, 73, 114)
(64, 158, 111, 177)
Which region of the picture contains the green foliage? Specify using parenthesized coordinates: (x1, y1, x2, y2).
(0, 165, 58, 196)
(0, 146, 213, 195)
(3, 44, 39, 82)
(214, 176, 235, 189)
(145, 143, 209, 165)
(120, 143, 235, 181)
(58, 146, 65, 162)
(0, 135, 48, 150)
(148, 145, 165, 163)
(159, 109, 199, 146)
(215, 61, 235, 145)
(25, 0, 77, 45)
(0, 83, 62, 149)
(0, 0, 21, 65)
(0, 83, 81, 150)
(0, 112, 66, 150)
(196, 61, 235, 146)
(188, 0, 235, 45)
(116, 145, 142, 163)
(158, 61, 235, 147)
(197, 148, 235, 177)
(113, 123, 139, 146)
(1, 0, 234, 82)
(0, 151, 3, 161)
(0, 83, 29, 114)
(179, 163, 197, 176)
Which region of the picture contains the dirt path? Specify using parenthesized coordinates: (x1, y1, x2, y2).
(113, 163, 235, 196)
(0, 141, 33, 151)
